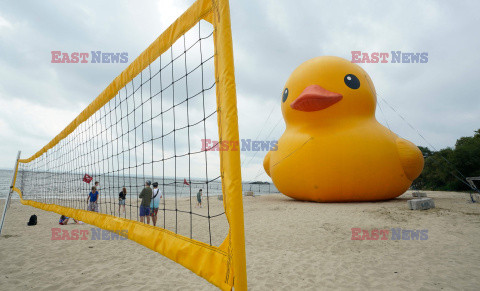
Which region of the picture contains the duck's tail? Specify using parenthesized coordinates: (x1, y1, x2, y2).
(263, 151, 271, 177)
(396, 138, 424, 181)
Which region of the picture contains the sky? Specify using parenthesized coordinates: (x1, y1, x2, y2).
(0, 0, 479, 181)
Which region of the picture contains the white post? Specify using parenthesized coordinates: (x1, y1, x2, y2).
(0, 151, 21, 235)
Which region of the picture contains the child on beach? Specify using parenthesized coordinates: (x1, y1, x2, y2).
(94, 181, 100, 212)
(150, 182, 162, 226)
(139, 181, 152, 224)
(87, 186, 99, 212)
(196, 189, 203, 208)
(119, 187, 127, 215)
(58, 215, 79, 225)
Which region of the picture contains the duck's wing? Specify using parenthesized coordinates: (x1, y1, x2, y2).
(263, 151, 272, 177)
(396, 138, 424, 181)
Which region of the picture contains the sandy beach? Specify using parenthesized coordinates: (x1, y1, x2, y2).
(1, 191, 480, 290)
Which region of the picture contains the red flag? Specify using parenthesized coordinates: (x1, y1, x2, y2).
(83, 174, 93, 184)
(183, 178, 190, 186)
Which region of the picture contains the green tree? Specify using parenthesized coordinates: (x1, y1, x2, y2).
(413, 129, 480, 191)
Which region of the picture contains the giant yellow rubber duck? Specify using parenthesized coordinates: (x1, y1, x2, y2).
(263, 56, 424, 202)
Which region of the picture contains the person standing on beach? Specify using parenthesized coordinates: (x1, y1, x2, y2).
(150, 182, 162, 226)
(87, 186, 99, 212)
(196, 189, 203, 208)
(139, 181, 152, 224)
(119, 187, 127, 215)
(94, 181, 101, 212)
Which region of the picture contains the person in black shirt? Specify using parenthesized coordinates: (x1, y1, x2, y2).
(119, 187, 127, 215)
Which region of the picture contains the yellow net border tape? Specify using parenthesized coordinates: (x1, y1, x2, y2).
(212, 0, 248, 289)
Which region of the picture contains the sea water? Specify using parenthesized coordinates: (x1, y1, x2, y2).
(0, 169, 278, 199)
(0, 170, 13, 199)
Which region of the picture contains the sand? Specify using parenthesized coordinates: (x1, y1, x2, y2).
(1, 191, 480, 290)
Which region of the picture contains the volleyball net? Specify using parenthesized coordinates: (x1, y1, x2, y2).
(9, 0, 247, 289)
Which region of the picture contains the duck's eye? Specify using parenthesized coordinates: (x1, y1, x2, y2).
(344, 74, 360, 89)
(282, 88, 289, 102)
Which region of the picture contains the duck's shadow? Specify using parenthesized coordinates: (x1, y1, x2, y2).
(261, 193, 410, 206)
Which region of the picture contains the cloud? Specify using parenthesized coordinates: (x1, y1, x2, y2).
(0, 15, 13, 30)
(0, 96, 80, 159)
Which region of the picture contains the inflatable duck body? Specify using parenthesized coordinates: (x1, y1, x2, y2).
(263, 56, 424, 202)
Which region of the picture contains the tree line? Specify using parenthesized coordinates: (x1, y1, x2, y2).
(412, 129, 480, 191)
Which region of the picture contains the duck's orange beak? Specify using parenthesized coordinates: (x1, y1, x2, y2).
(290, 85, 343, 112)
